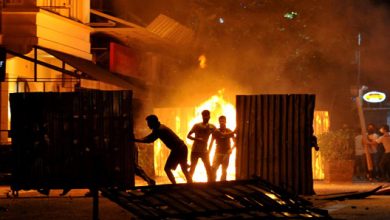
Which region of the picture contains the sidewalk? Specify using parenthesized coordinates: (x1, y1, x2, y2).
(312, 180, 390, 220)
(0, 179, 389, 219)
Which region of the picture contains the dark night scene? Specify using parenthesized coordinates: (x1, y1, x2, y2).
(0, 0, 390, 219)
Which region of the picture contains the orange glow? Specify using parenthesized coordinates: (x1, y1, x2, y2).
(312, 111, 330, 180)
(187, 89, 236, 182)
(153, 90, 236, 183)
(198, 55, 207, 69)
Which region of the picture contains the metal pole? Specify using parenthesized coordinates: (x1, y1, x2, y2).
(356, 33, 362, 88)
(92, 187, 99, 220)
(34, 46, 37, 82)
(62, 61, 65, 87)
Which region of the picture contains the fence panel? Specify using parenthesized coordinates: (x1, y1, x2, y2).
(9, 90, 134, 190)
(236, 94, 315, 195)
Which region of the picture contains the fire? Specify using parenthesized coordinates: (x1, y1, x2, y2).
(187, 89, 236, 182)
(153, 90, 236, 183)
(198, 55, 207, 69)
(312, 111, 329, 180)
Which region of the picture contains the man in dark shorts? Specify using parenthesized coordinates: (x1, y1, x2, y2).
(209, 115, 236, 181)
(131, 115, 192, 184)
(187, 110, 216, 181)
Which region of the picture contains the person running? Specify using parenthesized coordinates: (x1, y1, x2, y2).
(131, 115, 192, 184)
(187, 110, 216, 181)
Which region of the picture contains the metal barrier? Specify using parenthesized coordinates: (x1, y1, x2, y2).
(102, 177, 330, 219)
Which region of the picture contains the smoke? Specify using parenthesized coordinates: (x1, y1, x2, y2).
(104, 0, 390, 127)
(156, 0, 390, 127)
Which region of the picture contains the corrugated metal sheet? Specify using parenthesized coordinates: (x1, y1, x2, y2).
(9, 90, 135, 190)
(236, 95, 315, 195)
(147, 14, 194, 45)
(102, 178, 330, 219)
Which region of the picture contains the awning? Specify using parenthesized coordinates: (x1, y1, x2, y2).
(38, 46, 146, 90)
(90, 10, 195, 57)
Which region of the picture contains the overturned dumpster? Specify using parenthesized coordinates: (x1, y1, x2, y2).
(9, 90, 135, 192)
(102, 177, 330, 219)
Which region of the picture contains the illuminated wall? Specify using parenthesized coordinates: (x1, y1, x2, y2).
(312, 111, 330, 180)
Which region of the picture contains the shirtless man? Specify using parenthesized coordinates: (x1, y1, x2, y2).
(209, 115, 236, 181)
(132, 115, 192, 184)
(187, 110, 216, 181)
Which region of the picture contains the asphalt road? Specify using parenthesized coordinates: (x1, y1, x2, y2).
(0, 179, 389, 220)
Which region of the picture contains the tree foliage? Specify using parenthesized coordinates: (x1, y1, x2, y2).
(318, 128, 355, 161)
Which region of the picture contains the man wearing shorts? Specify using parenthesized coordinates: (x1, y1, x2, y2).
(132, 115, 192, 184)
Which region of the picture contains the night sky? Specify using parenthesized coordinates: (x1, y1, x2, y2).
(100, 0, 390, 126)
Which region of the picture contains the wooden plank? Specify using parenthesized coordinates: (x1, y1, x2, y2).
(37, 26, 90, 52)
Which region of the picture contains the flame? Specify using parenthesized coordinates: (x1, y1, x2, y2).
(153, 90, 236, 183)
(198, 55, 207, 69)
(187, 89, 236, 182)
(312, 111, 330, 180)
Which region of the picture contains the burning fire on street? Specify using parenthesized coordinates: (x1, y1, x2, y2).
(154, 89, 236, 183)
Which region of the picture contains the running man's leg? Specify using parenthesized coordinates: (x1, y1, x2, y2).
(189, 152, 200, 178)
(221, 153, 230, 181)
(212, 154, 223, 181)
(201, 153, 213, 181)
(165, 152, 178, 184)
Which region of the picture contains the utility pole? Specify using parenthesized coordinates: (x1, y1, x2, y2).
(355, 33, 374, 176)
(356, 33, 362, 87)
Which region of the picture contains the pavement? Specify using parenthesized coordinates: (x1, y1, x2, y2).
(0, 178, 389, 220)
(312, 180, 390, 220)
